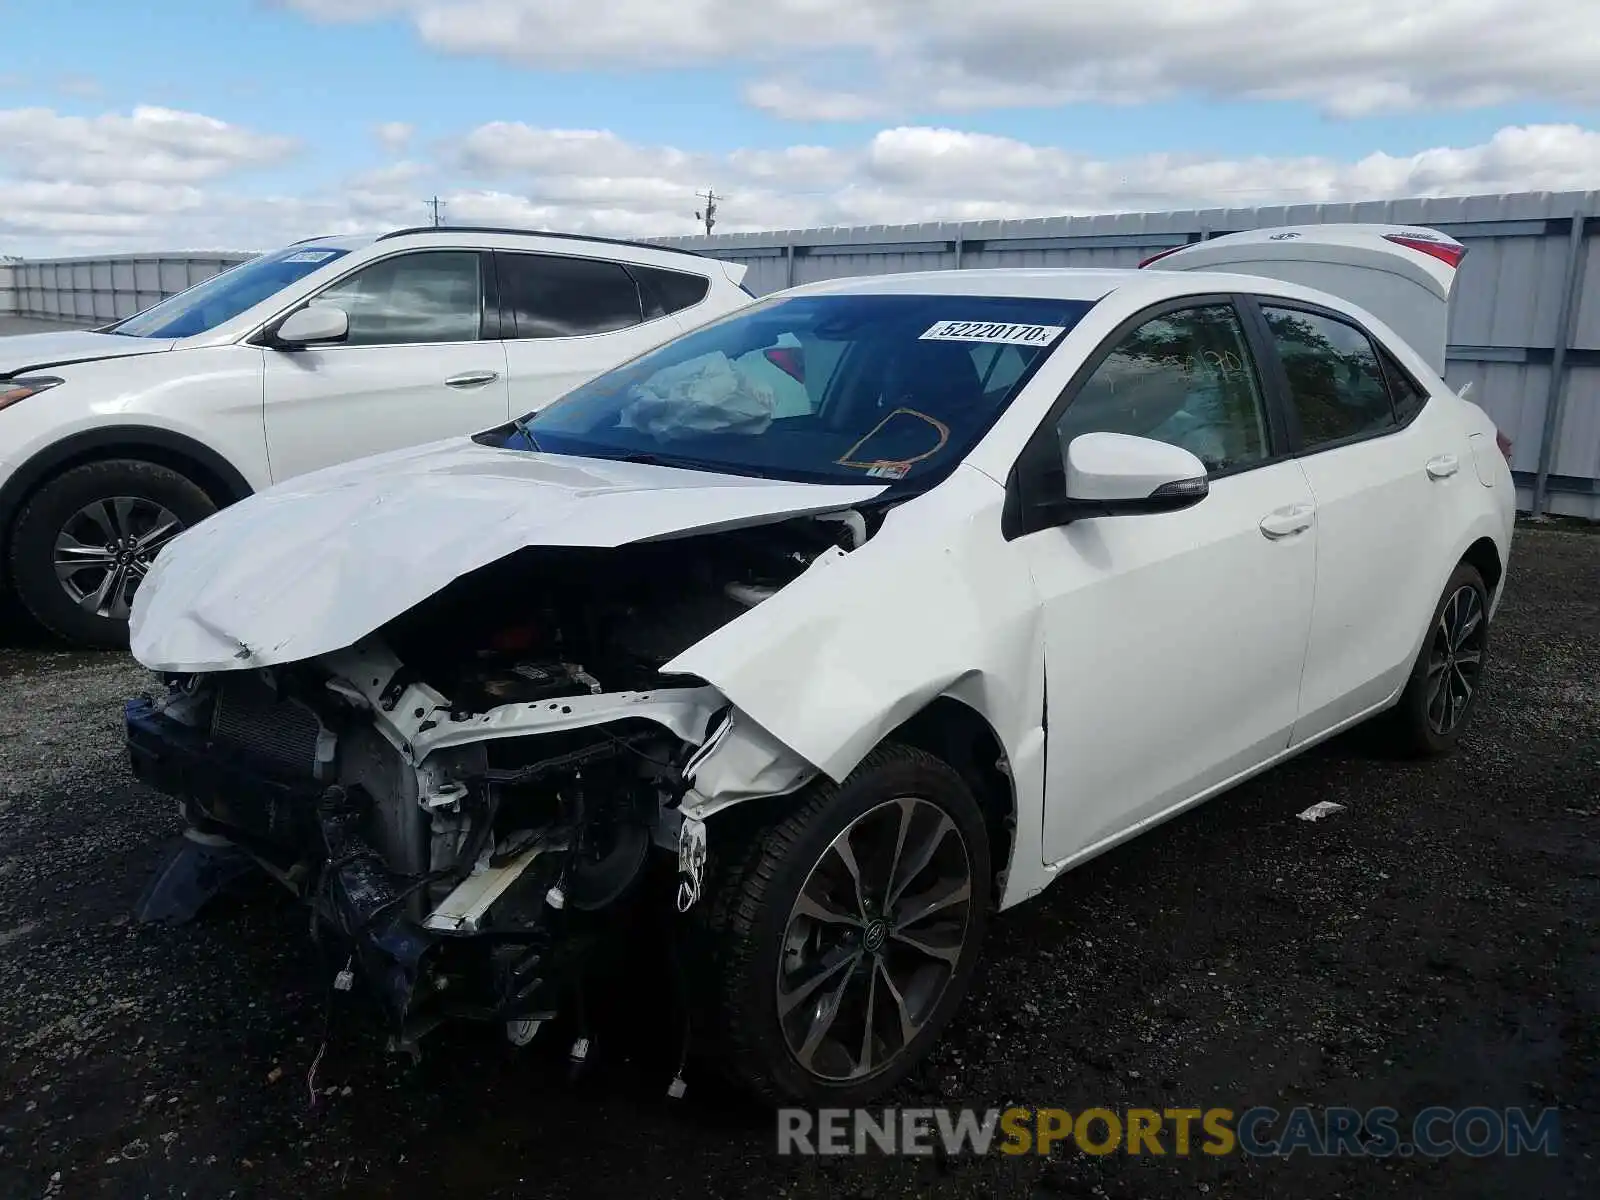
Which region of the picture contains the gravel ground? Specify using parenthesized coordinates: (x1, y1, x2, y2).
(0, 525, 1595, 1199)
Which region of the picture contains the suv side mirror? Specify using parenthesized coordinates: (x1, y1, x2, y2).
(1057, 431, 1209, 517)
(273, 304, 349, 348)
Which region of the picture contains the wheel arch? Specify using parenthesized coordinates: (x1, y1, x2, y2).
(882, 696, 1018, 908)
(695, 694, 1021, 910)
(0, 426, 253, 568)
(1460, 535, 1503, 605)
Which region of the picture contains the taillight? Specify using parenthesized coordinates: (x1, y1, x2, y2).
(764, 347, 805, 382)
(1495, 429, 1513, 463)
(1383, 234, 1467, 268)
(1138, 246, 1185, 269)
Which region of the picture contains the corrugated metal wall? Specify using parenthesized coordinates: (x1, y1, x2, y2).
(1, 252, 251, 327)
(2, 191, 1595, 516)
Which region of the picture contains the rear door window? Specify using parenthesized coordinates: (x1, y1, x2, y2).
(496, 252, 643, 338)
(1259, 305, 1396, 449)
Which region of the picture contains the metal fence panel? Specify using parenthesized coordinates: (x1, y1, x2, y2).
(0, 251, 254, 327)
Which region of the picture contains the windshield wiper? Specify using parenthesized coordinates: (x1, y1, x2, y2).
(507, 414, 541, 450)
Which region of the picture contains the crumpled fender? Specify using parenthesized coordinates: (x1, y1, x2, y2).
(667, 465, 1046, 790)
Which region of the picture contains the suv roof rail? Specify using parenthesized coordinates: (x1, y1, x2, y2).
(374, 225, 713, 262)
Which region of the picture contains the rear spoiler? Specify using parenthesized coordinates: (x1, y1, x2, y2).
(717, 259, 751, 293)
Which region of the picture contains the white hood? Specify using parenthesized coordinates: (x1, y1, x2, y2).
(129, 437, 887, 672)
(0, 329, 178, 373)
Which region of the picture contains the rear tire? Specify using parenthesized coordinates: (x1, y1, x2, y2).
(697, 742, 991, 1107)
(8, 459, 216, 649)
(1379, 561, 1491, 757)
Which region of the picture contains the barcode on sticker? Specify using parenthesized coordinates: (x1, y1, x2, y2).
(920, 320, 1066, 346)
(283, 250, 337, 263)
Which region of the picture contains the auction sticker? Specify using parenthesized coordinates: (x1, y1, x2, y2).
(920, 320, 1066, 346)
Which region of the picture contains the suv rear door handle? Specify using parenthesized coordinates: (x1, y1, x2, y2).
(1259, 503, 1315, 540)
(1426, 454, 1459, 480)
(445, 370, 500, 388)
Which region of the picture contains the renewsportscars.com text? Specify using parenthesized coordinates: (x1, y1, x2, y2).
(777, 1105, 1561, 1159)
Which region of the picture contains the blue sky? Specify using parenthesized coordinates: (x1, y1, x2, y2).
(0, 0, 1595, 253)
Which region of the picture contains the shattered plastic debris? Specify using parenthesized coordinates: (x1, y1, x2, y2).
(1296, 801, 1346, 822)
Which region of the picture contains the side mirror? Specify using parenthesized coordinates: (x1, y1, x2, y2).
(273, 304, 349, 348)
(1059, 431, 1209, 516)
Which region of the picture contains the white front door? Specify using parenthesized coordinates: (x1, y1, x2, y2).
(263, 249, 509, 481)
(1011, 300, 1319, 865)
(493, 250, 702, 418)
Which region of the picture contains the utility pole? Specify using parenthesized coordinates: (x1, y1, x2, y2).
(425, 196, 446, 227)
(694, 188, 719, 236)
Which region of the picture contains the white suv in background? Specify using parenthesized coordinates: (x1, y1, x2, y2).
(0, 227, 754, 647)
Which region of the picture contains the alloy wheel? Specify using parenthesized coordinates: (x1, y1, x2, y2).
(776, 796, 974, 1082)
(53, 496, 184, 620)
(1426, 583, 1486, 736)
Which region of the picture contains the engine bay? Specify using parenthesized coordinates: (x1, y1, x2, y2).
(377, 510, 865, 714)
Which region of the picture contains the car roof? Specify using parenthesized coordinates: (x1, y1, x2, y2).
(290, 227, 723, 274)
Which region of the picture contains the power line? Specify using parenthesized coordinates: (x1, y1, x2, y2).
(425, 196, 446, 227)
(694, 188, 720, 236)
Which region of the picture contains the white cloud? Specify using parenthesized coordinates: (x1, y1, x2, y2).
(4, 105, 1599, 257)
(450, 120, 1600, 233)
(0, 105, 298, 186)
(374, 120, 414, 152)
(280, 0, 1600, 119)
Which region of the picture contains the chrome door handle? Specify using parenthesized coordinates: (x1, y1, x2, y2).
(1259, 503, 1315, 540)
(445, 370, 499, 388)
(1426, 454, 1459, 480)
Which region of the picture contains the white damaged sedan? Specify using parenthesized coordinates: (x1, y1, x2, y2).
(124, 225, 1515, 1106)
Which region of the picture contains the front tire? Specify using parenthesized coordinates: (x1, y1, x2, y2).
(8, 459, 216, 649)
(1381, 561, 1491, 757)
(700, 742, 992, 1107)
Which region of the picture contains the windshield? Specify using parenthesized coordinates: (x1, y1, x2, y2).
(108, 245, 353, 339)
(499, 292, 1096, 485)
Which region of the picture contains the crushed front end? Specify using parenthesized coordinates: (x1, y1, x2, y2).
(123, 524, 841, 1048)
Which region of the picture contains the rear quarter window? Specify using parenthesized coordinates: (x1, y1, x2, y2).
(631, 265, 712, 318)
(1379, 347, 1431, 425)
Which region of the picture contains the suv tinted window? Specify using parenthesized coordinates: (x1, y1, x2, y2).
(1261, 306, 1395, 448)
(1380, 348, 1430, 424)
(316, 251, 483, 346)
(632, 265, 711, 317)
(497, 252, 642, 338)
(1054, 303, 1271, 475)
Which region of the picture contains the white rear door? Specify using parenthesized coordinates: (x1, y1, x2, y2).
(1243, 295, 1465, 743)
(262, 249, 509, 481)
